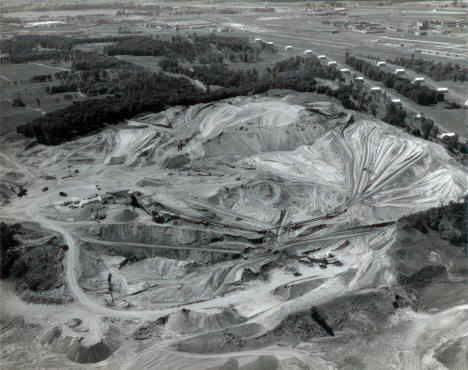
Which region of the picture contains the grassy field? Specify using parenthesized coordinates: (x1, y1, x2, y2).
(0, 62, 70, 82)
(115, 55, 163, 73)
(0, 62, 90, 135)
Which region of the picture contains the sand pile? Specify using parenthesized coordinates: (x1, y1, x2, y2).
(40, 326, 76, 353)
(306, 101, 344, 117)
(246, 120, 466, 220)
(40, 323, 121, 364)
(66, 325, 121, 364)
(166, 308, 246, 335)
(74, 205, 107, 221)
(113, 208, 139, 222)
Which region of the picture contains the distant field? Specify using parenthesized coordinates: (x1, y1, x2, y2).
(0, 62, 70, 82)
(5, 9, 118, 19)
(115, 55, 163, 73)
(0, 61, 89, 135)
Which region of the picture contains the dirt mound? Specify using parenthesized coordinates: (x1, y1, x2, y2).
(173, 323, 263, 354)
(240, 356, 280, 370)
(74, 204, 107, 221)
(40, 326, 76, 353)
(273, 278, 327, 301)
(262, 290, 414, 343)
(113, 209, 138, 222)
(166, 308, 246, 334)
(434, 336, 468, 370)
(66, 325, 121, 364)
(40, 324, 121, 364)
(306, 101, 344, 117)
(246, 120, 466, 222)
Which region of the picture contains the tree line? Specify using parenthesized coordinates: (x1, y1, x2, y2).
(104, 34, 275, 64)
(0, 35, 134, 63)
(388, 55, 467, 82)
(346, 55, 444, 106)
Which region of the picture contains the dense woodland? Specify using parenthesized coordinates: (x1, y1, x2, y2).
(159, 55, 341, 89)
(405, 196, 468, 248)
(0, 223, 21, 279)
(105, 34, 275, 63)
(0, 35, 133, 63)
(346, 55, 444, 106)
(388, 55, 467, 82)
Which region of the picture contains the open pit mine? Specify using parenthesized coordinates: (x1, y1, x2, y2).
(1, 91, 467, 369)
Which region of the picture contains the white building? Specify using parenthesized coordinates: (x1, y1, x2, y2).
(439, 132, 456, 138)
(24, 21, 66, 28)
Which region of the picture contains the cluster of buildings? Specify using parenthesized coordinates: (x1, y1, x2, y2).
(24, 21, 67, 29)
(417, 19, 468, 31)
(386, 18, 467, 35)
(321, 19, 386, 33)
(319, 12, 467, 36)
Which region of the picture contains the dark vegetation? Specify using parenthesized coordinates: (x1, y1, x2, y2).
(395, 196, 468, 313)
(1, 223, 21, 278)
(0, 222, 68, 303)
(19, 71, 207, 144)
(3, 1, 276, 16)
(0, 35, 132, 63)
(346, 55, 444, 106)
(30, 74, 53, 83)
(12, 97, 25, 107)
(405, 196, 467, 248)
(104, 34, 276, 63)
(388, 55, 468, 82)
(160, 55, 340, 90)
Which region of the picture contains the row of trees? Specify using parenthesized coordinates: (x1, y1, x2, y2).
(105, 35, 198, 61)
(4, 1, 162, 13)
(346, 55, 444, 106)
(0, 35, 133, 63)
(159, 56, 341, 89)
(0, 223, 21, 279)
(388, 55, 467, 82)
(105, 34, 274, 64)
(30, 74, 52, 83)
